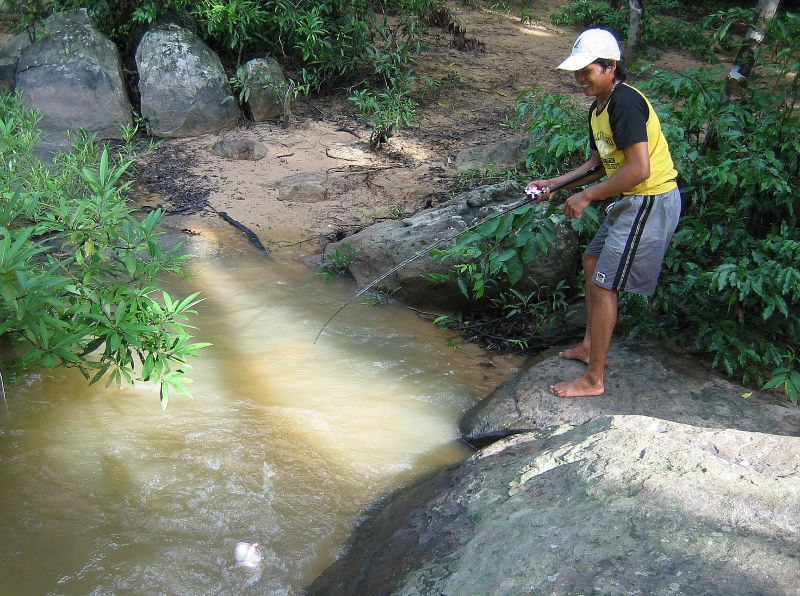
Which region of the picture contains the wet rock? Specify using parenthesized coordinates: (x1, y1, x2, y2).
(209, 138, 267, 161)
(136, 24, 239, 138)
(0, 28, 34, 91)
(276, 172, 331, 203)
(325, 180, 578, 309)
(308, 415, 800, 595)
(455, 136, 530, 172)
(14, 9, 132, 152)
(157, 227, 224, 259)
(460, 341, 800, 445)
(241, 57, 288, 122)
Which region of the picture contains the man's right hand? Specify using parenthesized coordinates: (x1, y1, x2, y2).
(526, 180, 552, 202)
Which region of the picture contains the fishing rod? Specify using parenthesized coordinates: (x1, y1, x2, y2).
(313, 165, 601, 343)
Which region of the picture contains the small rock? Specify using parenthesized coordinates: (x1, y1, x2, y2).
(209, 138, 267, 161)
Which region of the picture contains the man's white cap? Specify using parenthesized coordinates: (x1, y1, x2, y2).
(557, 29, 621, 71)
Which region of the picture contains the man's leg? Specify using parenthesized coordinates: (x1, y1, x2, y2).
(559, 254, 598, 364)
(550, 283, 617, 398)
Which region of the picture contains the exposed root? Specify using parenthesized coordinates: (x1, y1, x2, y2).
(428, 6, 486, 52)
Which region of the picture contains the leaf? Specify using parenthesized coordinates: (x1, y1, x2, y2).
(160, 381, 169, 410)
(174, 291, 204, 313)
(473, 277, 485, 299)
(125, 252, 137, 277)
(762, 372, 787, 390)
(789, 370, 800, 393)
(497, 248, 517, 262)
(457, 277, 470, 299)
(99, 148, 109, 184)
(505, 255, 524, 285)
(477, 218, 500, 237)
(514, 231, 533, 248)
(521, 237, 538, 262)
(142, 353, 155, 381)
(162, 291, 174, 312)
(424, 272, 449, 283)
(89, 364, 110, 385)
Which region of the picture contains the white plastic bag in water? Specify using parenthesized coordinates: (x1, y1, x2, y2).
(233, 541, 262, 568)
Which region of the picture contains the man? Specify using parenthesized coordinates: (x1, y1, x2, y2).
(527, 29, 681, 398)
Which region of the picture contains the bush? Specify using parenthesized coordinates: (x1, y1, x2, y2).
(0, 92, 207, 408)
(550, 0, 628, 37)
(551, 0, 715, 61)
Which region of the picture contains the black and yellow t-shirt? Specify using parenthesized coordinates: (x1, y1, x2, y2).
(589, 83, 677, 196)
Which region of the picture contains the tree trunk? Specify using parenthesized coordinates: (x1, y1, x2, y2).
(704, 0, 782, 154)
(626, 0, 644, 64)
(724, 0, 781, 99)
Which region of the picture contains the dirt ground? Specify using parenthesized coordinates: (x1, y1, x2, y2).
(134, 0, 703, 256)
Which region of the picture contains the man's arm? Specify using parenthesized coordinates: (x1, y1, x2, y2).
(562, 142, 650, 218)
(527, 152, 605, 200)
(549, 152, 606, 189)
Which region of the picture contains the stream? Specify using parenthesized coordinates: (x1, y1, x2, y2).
(0, 233, 522, 594)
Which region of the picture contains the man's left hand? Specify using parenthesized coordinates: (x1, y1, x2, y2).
(563, 192, 592, 218)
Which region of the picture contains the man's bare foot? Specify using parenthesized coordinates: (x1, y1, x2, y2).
(558, 344, 590, 364)
(549, 375, 604, 398)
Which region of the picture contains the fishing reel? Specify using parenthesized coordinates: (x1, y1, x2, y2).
(524, 184, 547, 199)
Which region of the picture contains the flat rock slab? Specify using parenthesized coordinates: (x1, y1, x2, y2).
(308, 415, 800, 595)
(276, 171, 337, 203)
(460, 342, 800, 445)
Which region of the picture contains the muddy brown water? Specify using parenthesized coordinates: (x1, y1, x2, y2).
(0, 232, 522, 594)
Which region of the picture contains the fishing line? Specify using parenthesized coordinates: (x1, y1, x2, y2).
(313, 165, 601, 343)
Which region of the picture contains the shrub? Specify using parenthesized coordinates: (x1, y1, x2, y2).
(317, 242, 358, 279)
(550, 0, 627, 36)
(551, 0, 715, 61)
(0, 92, 207, 408)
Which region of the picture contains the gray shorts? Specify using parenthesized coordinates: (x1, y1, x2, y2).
(586, 187, 681, 295)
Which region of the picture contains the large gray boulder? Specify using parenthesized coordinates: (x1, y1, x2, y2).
(0, 28, 33, 91)
(136, 24, 239, 137)
(461, 341, 800, 445)
(454, 135, 530, 172)
(14, 9, 132, 152)
(309, 415, 800, 595)
(326, 180, 579, 309)
(241, 57, 288, 122)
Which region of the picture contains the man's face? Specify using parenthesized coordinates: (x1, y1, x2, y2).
(573, 62, 616, 98)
